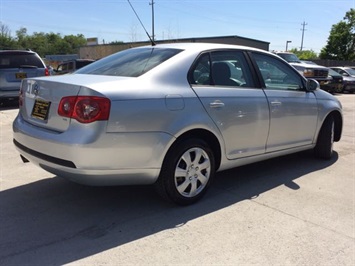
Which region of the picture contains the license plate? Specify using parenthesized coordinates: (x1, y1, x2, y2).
(31, 99, 51, 121)
(15, 72, 27, 79)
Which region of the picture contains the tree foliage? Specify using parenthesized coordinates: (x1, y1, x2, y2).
(320, 8, 355, 60)
(0, 23, 16, 49)
(0, 24, 88, 57)
(289, 48, 318, 60)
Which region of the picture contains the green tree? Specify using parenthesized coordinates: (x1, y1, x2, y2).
(15, 27, 28, 48)
(289, 48, 318, 60)
(0, 23, 16, 49)
(63, 34, 87, 53)
(320, 8, 355, 60)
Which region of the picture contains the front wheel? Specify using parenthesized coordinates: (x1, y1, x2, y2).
(314, 116, 334, 159)
(155, 138, 215, 205)
(335, 85, 343, 93)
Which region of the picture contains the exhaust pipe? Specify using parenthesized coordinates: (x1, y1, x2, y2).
(20, 155, 29, 163)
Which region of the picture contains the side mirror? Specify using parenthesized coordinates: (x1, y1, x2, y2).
(342, 73, 349, 77)
(306, 79, 320, 91)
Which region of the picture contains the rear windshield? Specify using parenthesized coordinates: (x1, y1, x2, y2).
(76, 47, 183, 77)
(0, 52, 44, 69)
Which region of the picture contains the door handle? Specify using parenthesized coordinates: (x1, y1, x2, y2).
(271, 101, 282, 106)
(210, 100, 225, 108)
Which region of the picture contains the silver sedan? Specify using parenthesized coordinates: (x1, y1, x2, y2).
(13, 43, 343, 205)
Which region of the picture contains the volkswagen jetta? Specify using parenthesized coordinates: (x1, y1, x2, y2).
(13, 43, 342, 205)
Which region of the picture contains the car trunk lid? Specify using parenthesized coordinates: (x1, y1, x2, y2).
(19, 74, 138, 132)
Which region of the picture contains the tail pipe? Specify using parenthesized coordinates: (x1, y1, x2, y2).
(20, 155, 29, 163)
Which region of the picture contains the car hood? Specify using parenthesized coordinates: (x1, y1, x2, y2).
(290, 62, 328, 70)
(343, 76, 355, 82)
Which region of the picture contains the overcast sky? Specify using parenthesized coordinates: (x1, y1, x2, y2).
(1, 0, 354, 53)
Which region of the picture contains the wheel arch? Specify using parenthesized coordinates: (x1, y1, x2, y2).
(332, 110, 342, 142)
(319, 110, 342, 142)
(167, 129, 222, 171)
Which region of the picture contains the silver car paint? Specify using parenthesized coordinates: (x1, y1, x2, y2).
(13, 43, 342, 186)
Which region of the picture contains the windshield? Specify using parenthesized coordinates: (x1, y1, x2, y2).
(76, 47, 183, 77)
(346, 68, 355, 75)
(328, 68, 341, 76)
(277, 53, 301, 63)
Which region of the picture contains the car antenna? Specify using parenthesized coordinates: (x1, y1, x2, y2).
(127, 0, 156, 46)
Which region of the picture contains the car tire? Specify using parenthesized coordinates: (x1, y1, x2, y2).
(314, 116, 334, 159)
(155, 138, 215, 205)
(335, 86, 343, 93)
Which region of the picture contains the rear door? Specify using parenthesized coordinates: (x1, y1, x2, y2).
(190, 50, 270, 159)
(250, 52, 318, 152)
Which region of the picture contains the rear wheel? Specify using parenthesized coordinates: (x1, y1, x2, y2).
(155, 138, 215, 205)
(314, 116, 334, 159)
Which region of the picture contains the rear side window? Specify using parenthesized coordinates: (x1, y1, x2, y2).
(190, 50, 255, 87)
(0, 53, 44, 69)
(76, 47, 183, 77)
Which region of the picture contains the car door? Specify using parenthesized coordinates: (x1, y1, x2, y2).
(250, 52, 318, 152)
(190, 50, 270, 159)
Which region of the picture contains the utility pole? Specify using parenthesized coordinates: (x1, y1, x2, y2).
(300, 21, 307, 51)
(149, 0, 155, 42)
(286, 40, 292, 51)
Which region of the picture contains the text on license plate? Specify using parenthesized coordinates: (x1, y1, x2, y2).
(15, 72, 27, 79)
(31, 99, 51, 121)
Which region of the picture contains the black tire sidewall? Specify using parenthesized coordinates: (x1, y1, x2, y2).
(160, 138, 215, 205)
(314, 116, 334, 159)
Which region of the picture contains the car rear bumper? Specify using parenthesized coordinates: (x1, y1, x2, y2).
(0, 89, 20, 99)
(13, 114, 174, 186)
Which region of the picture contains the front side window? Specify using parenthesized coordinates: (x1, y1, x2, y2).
(76, 47, 182, 77)
(190, 50, 255, 87)
(252, 53, 304, 91)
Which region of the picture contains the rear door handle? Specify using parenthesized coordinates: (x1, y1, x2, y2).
(210, 100, 225, 108)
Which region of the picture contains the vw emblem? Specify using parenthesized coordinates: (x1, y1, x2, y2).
(33, 84, 39, 96)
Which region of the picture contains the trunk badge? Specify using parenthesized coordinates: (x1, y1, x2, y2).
(32, 83, 39, 96)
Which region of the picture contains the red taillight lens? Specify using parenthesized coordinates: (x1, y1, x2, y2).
(58, 96, 110, 123)
(45, 68, 50, 76)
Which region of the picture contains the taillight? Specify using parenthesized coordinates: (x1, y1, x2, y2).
(58, 96, 110, 123)
(45, 68, 50, 76)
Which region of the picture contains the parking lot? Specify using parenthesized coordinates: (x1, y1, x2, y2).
(0, 95, 354, 265)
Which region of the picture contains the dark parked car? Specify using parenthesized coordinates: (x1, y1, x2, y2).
(54, 59, 95, 75)
(0, 50, 49, 101)
(330, 67, 355, 93)
(13, 43, 343, 205)
(324, 68, 343, 93)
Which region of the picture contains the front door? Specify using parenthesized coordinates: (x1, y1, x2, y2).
(251, 52, 318, 152)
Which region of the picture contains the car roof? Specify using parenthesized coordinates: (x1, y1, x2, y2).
(0, 49, 37, 55)
(134, 42, 267, 53)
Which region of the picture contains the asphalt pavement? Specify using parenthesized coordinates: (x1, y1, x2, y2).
(0, 95, 354, 265)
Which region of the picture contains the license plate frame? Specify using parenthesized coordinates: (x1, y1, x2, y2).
(31, 99, 51, 121)
(15, 72, 27, 79)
